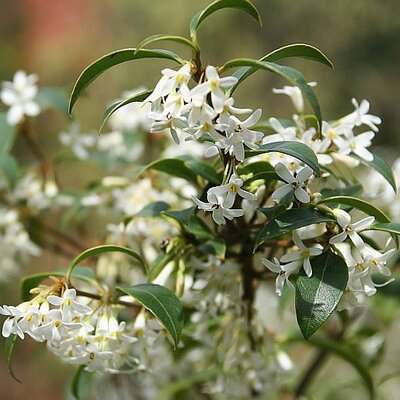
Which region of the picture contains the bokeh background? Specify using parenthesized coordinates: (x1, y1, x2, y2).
(0, 0, 399, 399)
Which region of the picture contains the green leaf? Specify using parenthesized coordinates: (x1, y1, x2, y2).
(163, 207, 196, 225)
(5, 334, 20, 383)
(243, 171, 279, 186)
(135, 201, 171, 218)
(237, 161, 275, 175)
(190, 0, 262, 41)
(186, 215, 213, 239)
(250, 141, 320, 176)
(320, 184, 363, 198)
(295, 251, 348, 339)
(230, 43, 333, 94)
(70, 365, 93, 400)
(117, 283, 184, 347)
(364, 152, 397, 193)
(148, 244, 183, 281)
(318, 196, 390, 223)
(369, 223, 400, 236)
(254, 208, 335, 250)
(142, 158, 198, 183)
(135, 34, 196, 54)
(99, 90, 152, 132)
(184, 160, 221, 184)
(0, 111, 16, 153)
(20, 267, 95, 301)
(258, 204, 287, 219)
(36, 87, 69, 116)
(66, 245, 146, 283)
(69, 48, 184, 114)
(222, 58, 322, 127)
(0, 154, 19, 187)
(198, 238, 226, 259)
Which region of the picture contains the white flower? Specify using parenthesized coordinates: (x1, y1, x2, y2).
(272, 162, 313, 203)
(263, 118, 297, 144)
(59, 122, 96, 160)
(336, 131, 375, 162)
(321, 120, 351, 148)
(329, 209, 375, 249)
(191, 66, 238, 113)
(47, 289, 92, 322)
(341, 98, 381, 132)
(0, 71, 40, 125)
(208, 175, 256, 209)
(272, 83, 316, 113)
(262, 257, 299, 296)
(218, 109, 263, 161)
(150, 112, 188, 144)
(280, 231, 323, 277)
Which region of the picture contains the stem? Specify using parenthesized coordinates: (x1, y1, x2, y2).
(75, 289, 141, 311)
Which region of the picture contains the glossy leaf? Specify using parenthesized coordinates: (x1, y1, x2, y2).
(230, 43, 332, 94)
(36, 87, 69, 116)
(184, 160, 221, 184)
(143, 158, 198, 183)
(99, 90, 152, 132)
(69, 48, 184, 114)
(135, 34, 196, 54)
(135, 201, 171, 218)
(369, 223, 400, 236)
(66, 245, 146, 282)
(320, 184, 363, 198)
(117, 284, 184, 347)
(254, 208, 335, 250)
(364, 152, 397, 193)
(237, 161, 275, 175)
(198, 238, 226, 259)
(295, 251, 348, 339)
(243, 171, 279, 186)
(163, 207, 196, 225)
(0, 111, 16, 153)
(5, 334, 20, 383)
(222, 58, 322, 127)
(70, 365, 93, 400)
(20, 267, 95, 301)
(148, 244, 184, 281)
(0, 154, 19, 187)
(318, 196, 390, 223)
(190, 0, 262, 41)
(250, 141, 320, 176)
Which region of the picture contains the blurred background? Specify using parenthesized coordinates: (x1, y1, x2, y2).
(0, 0, 399, 398)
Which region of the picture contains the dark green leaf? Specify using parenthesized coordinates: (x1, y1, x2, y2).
(295, 251, 348, 339)
(190, 0, 262, 41)
(0, 111, 16, 153)
(142, 158, 198, 183)
(20, 267, 95, 301)
(5, 334, 20, 383)
(184, 160, 221, 185)
(99, 90, 152, 132)
(243, 171, 279, 186)
(66, 245, 146, 282)
(258, 204, 287, 219)
(237, 161, 275, 175)
(69, 48, 184, 114)
(250, 141, 320, 176)
(222, 58, 322, 127)
(186, 215, 213, 239)
(36, 87, 69, 116)
(162, 207, 196, 225)
(198, 238, 226, 259)
(364, 152, 397, 193)
(320, 184, 363, 198)
(0, 154, 19, 187)
(369, 223, 400, 236)
(254, 208, 335, 250)
(148, 244, 183, 281)
(318, 196, 390, 223)
(117, 283, 184, 347)
(135, 201, 171, 218)
(70, 365, 93, 400)
(135, 34, 196, 54)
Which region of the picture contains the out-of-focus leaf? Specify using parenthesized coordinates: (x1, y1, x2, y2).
(70, 365, 93, 400)
(143, 158, 198, 183)
(320, 184, 363, 198)
(190, 0, 262, 42)
(318, 196, 390, 223)
(5, 334, 20, 383)
(99, 90, 152, 132)
(69, 48, 184, 114)
(295, 251, 348, 339)
(163, 207, 196, 226)
(36, 87, 69, 116)
(134, 201, 171, 218)
(198, 238, 226, 259)
(185, 160, 221, 185)
(0, 111, 16, 153)
(118, 284, 184, 348)
(364, 152, 397, 193)
(221, 58, 322, 127)
(0, 154, 19, 187)
(254, 208, 335, 250)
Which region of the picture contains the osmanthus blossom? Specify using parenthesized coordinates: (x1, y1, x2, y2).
(0, 70, 41, 126)
(218, 96, 253, 125)
(59, 122, 97, 160)
(272, 82, 316, 114)
(321, 120, 352, 149)
(262, 117, 297, 144)
(261, 257, 300, 296)
(272, 162, 313, 203)
(149, 111, 188, 144)
(340, 98, 382, 132)
(217, 109, 264, 161)
(336, 130, 375, 162)
(190, 65, 238, 113)
(329, 208, 375, 249)
(280, 231, 323, 277)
